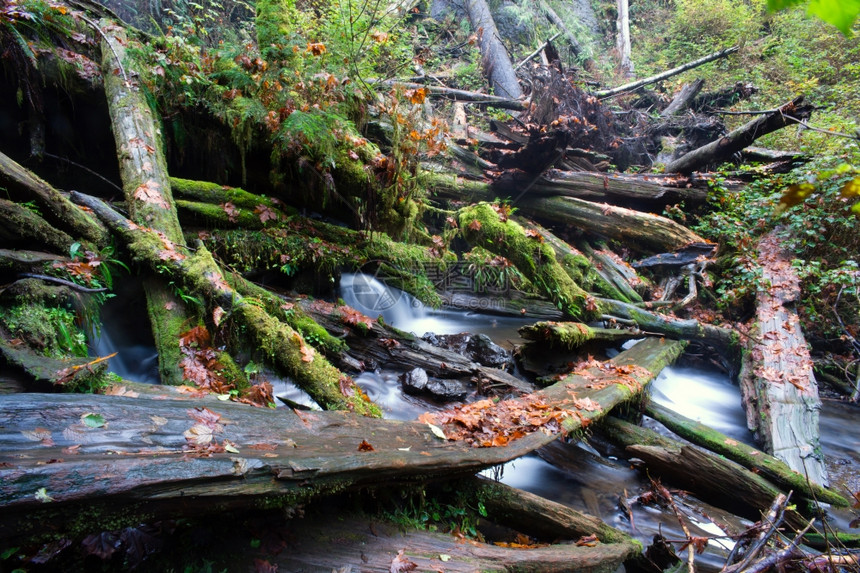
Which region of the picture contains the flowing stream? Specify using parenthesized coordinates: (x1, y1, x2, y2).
(92, 273, 860, 565)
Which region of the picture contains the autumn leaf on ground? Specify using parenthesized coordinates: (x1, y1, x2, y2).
(300, 342, 315, 363)
(576, 534, 599, 547)
(306, 42, 326, 55)
(212, 306, 225, 326)
(184, 423, 215, 445)
(358, 440, 375, 452)
(338, 305, 374, 328)
(390, 549, 417, 573)
(572, 397, 601, 412)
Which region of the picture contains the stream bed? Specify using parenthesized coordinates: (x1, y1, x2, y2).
(90, 274, 860, 568)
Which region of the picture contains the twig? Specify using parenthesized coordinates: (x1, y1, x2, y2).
(722, 493, 789, 573)
(782, 115, 860, 141)
(17, 273, 108, 293)
(514, 33, 562, 70)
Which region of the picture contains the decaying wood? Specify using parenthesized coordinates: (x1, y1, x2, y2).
(578, 241, 645, 304)
(261, 512, 638, 572)
(596, 45, 739, 99)
(644, 400, 848, 506)
(0, 338, 684, 544)
(665, 96, 814, 174)
(0, 197, 77, 254)
(739, 229, 828, 486)
(519, 321, 641, 350)
(599, 416, 806, 528)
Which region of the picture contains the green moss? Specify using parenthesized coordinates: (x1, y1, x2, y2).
(0, 303, 87, 358)
(458, 203, 600, 321)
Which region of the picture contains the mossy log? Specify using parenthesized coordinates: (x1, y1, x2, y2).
(100, 19, 190, 385)
(519, 321, 642, 350)
(0, 198, 77, 254)
(517, 218, 637, 303)
(0, 338, 683, 545)
(643, 400, 849, 507)
(517, 195, 705, 253)
(0, 150, 107, 247)
(598, 416, 806, 528)
(0, 336, 110, 390)
(599, 297, 737, 355)
(579, 240, 647, 303)
(70, 191, 377, 414)
(738, 229, 827, 486)
(459, 202, 600, 321)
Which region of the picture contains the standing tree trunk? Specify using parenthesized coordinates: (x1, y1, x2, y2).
(100, 19, 191, 385)
(616, 0, 634, 78)
(465, 0, 523, 100)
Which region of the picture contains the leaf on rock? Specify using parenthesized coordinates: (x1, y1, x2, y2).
(427, 423, 447, 440)
(358, 440, 375, 452)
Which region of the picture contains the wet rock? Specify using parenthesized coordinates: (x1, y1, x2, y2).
(421, 332, 513, 371)
(400, 367, 469, 401)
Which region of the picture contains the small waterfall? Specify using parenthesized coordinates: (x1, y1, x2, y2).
(339, 272, 426, 329)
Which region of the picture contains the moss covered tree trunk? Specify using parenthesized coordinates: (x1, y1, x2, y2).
(100, 18, 191, 385)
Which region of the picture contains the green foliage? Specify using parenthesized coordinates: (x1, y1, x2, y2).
(669, 0, 764, 54)
(0, 304, 88, 358)
(767, 0, 860, 35)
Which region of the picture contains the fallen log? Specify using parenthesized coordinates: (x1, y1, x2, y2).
(0, 150, 107, 247)
(0, 337, 684, 544)
(738, 229, 828, 486)
(370, 80, 527, 110)
(665, 96, 814, 174)
(517, 195, 706, 253)
(643, 400, 849, 507)
(599, 416, 806, 527)
(538, 1, 590, 64)
(0, 197, 77, 254)
(595, 45, 739, 99)
(578, 241, 646, 303)
(519, 321, 641, 351)
(458, 202, 599, 321)
(529, 170, 709, 206)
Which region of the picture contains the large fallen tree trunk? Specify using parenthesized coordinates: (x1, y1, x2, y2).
(739, 229, 828, 486)
(517, 195, 706, 252)
(665, 96, 814, 174)
(0, 337, 684, 544)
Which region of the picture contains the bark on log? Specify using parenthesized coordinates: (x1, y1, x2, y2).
(529, 169, 708, 206)
(599, 416, 806, 528)
(517, 195, 706, 253)
(465, 0, 523, 100)
(0, 150, 107, 247)
(100, 18, 190, 385)
(615, 0, 633, 78)
(738, 229, 828, 486)
(665, 96, 814, 174)
(0, 338, 684, 544)
(578, 241, 646, 303)
(595, 45, 739, 99)
(643, 400, 849, 506)
(517, 219, 637, 303)
(69, 191, 377, 414)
